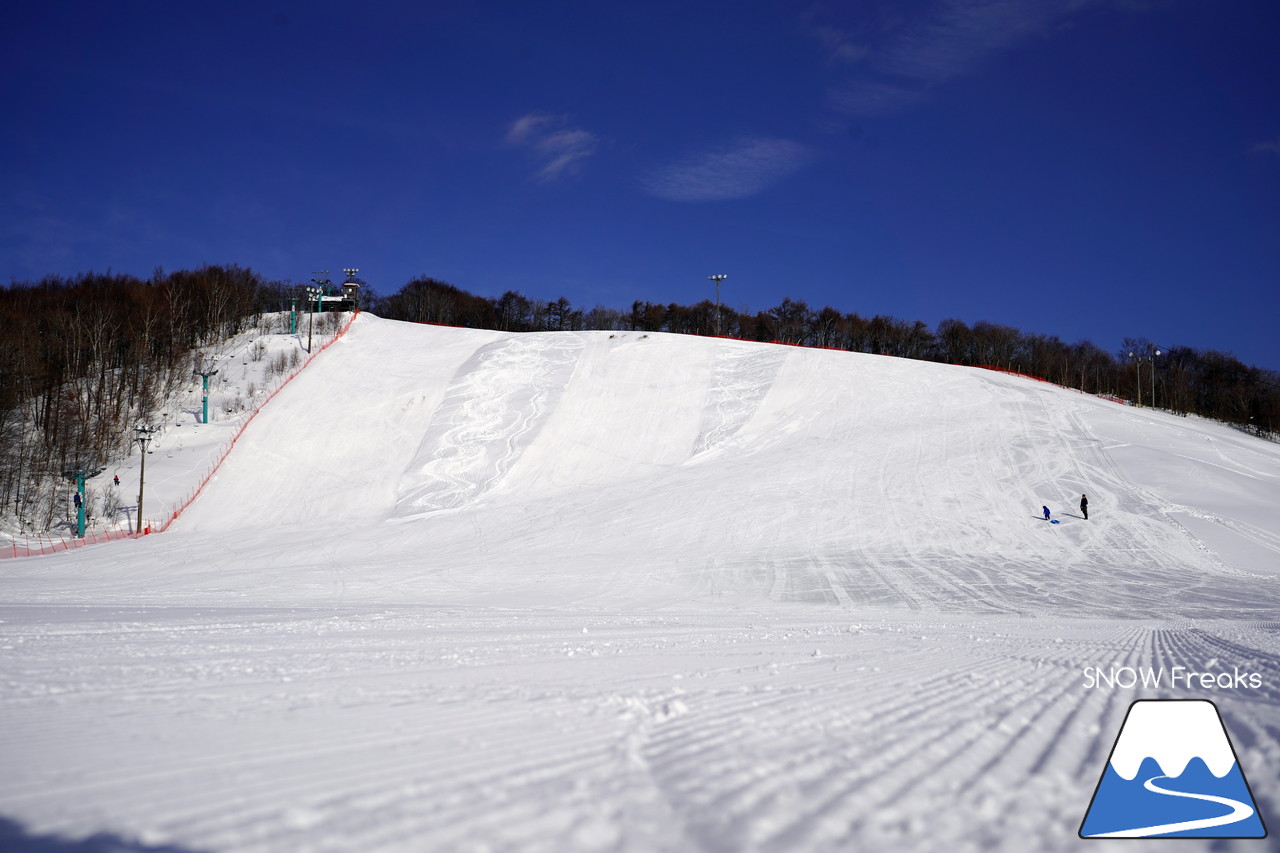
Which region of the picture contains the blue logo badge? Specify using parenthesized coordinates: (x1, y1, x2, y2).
(1080, 699, 1267, 838)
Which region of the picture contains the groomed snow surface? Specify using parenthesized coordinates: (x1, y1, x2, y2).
(3, 315, 1280, 852)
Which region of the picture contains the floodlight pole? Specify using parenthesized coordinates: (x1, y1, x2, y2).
(305, 289, 317, 352)
(1150, 348, 1161, 408)
(343, 268, 360, 312)
(309, 271, 330, 353)
(707, 274, 727, 336)
(135, 425, 157, 535)
(1127, 352, 1142, 407)
(1127, 348, 1161, 408)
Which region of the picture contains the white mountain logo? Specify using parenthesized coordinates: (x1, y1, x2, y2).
(1080, 699, 1267, 838)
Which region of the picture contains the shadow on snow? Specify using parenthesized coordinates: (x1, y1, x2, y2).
(0, 817, 206, 853)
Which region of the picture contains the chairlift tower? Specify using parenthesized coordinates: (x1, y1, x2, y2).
(194, 354, 219, 424)
(61, 458, 104, 538)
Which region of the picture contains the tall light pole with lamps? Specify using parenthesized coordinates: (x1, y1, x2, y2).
(1128, 348, 1162, 408)
(308, 271, 330, 353)
(707, 274, 727, 337)
(135, 425, 158, 535)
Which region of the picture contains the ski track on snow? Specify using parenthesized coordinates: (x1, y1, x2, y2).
(5, 607, 1278, 851)
(397, 334, 584, 516)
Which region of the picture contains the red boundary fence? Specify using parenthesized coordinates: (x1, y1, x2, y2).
(974, 364, 1128, 404)
(4, 311, 360, 559)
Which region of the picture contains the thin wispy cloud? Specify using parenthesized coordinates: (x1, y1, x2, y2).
(642, 138, 815, 203)
(1253, 137, 1280, 156)
(505, 113, 554, 146)
(818, 0, 1112, 118)
(828, 80, 927, 118)
(806, 23, 867, 65)
(875, 0, 1077, 82)
(505, 113, 599, 183)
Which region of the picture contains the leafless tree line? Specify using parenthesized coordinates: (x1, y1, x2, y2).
(0, 266, 275, 532)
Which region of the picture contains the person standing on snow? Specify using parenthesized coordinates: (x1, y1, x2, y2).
(1080, 494, 1089, 520)
(1043, 505, 1051, 521)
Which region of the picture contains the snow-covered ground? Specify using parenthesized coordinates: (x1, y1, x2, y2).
(3, 315, 1279, 852)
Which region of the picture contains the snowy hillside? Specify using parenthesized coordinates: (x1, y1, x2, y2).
(3, 314, 1279, 852)
(0, 310, 352, 546)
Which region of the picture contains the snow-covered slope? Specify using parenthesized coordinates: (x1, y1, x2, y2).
(3, 315, 1279, 852)
(30, 313, 1280, 615)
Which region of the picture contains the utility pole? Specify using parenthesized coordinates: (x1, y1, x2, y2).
(135, 425, 157, 535)
(707, 274, 727, 337)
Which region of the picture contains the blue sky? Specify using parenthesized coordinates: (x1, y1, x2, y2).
(5, 1, 1279, 369)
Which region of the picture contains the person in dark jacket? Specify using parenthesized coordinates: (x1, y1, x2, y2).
(1043, 505, 1051, 521)
(1080, 494, 1089, 520)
